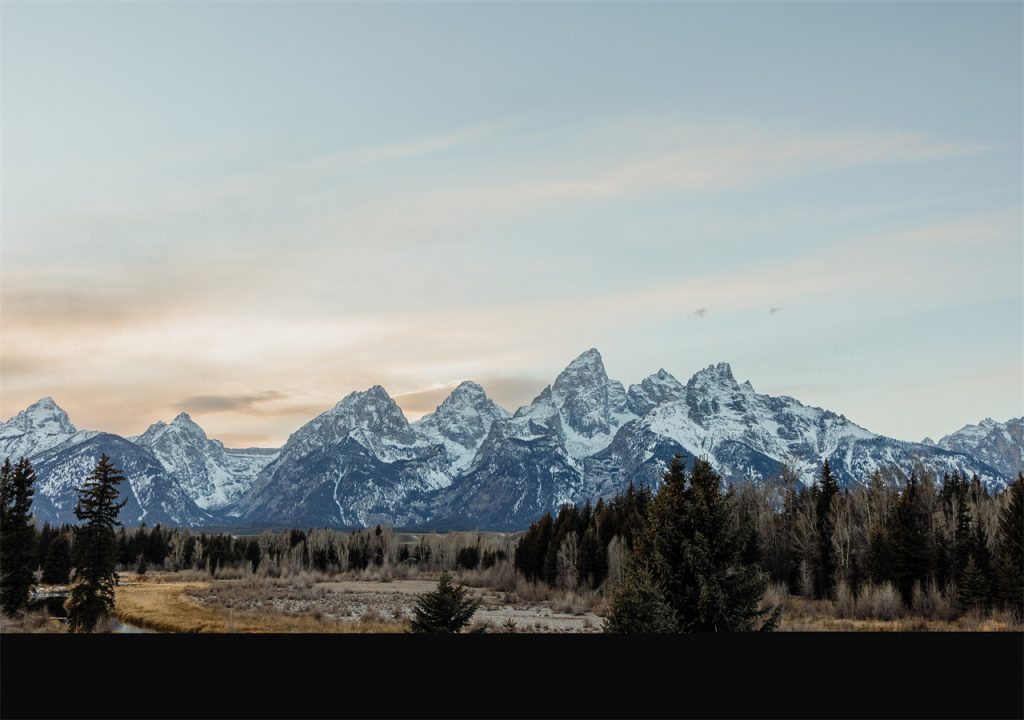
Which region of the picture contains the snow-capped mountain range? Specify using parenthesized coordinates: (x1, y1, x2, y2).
(2, 349, 1020, 529)
(0, 399, 212, 527)
(132, 413, 278, 510)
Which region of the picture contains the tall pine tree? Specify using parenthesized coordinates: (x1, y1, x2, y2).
(1, 457, 38, 615)
(65, 454, 126, 632)
(814, 458, 840, 599)
(605, 455, 778, 632)
(995, 474, 1023, 619)
(889, 473, 932, 604)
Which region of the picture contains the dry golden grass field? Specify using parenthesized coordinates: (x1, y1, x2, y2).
(112, 573, 406, 633)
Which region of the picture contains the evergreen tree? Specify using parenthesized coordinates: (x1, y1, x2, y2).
(966, 522, 995, 609)
(41, 532, 72, 585)
(952, 476, 972, 581)
(577, 526, 603, 588)
(957, 554, 988, 612)
(514, 512, 553, 581)
(814, 458, 840, 599)
(995, 474, 1023, 619)
(408, 570, 481, 633)
(65, 454, 127, 632)
(136, 552, 148, 575)
(602, 564, 677, 633)
(605, 455, 778, 632)
(778, 483, 801, 591)
(1, 457, 38, 615)
(866, 524, 893, 584)
(889, 473, 932, 604)
(455, 545, 480, 571)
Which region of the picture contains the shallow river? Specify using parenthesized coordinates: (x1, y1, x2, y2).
(29, 593, 150, 633)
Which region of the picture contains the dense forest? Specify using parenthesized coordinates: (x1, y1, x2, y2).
(515, 459, 1024, 621)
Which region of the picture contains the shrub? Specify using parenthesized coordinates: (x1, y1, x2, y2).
(408, 571, 481, 633)
(854, 581, 903, 621)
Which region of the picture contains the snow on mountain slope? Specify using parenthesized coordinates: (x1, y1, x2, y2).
(626, 369, 687, 416)
(133, 412, 277, 510)
(412, 381, 510, 472)
(31, 432, 212, 527)
(937, 417, 1024, 480)
(428, 349, 638, 529)
(612, 363, 1003, 490)
(550, 348, 635, 457)
(232, 386, 449, 527)
(1, 399, 213, 526)
(0, 397, 96, 461)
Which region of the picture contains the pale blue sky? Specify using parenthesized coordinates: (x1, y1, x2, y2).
(2, 1, 1021, 446)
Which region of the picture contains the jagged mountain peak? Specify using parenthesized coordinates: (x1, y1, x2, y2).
(337, 384, 392, 404)
(547, 348, 632, 452)
(414, 381, 511, 468)
(572, 347, 603, 363)
(281, 384, 419, 455)
(446, 380, 488, 402)
(329, 385, 410, 427)
(169, 412, 208, 437)
(15, 397, 76, 432)
(936, 416, 1023, 479)
(689, 361, 737, 386)
(139, 411, 208, 444)
(429, 381, 508, 419)
(27, 395, 61, 411)
(554, 348, 608, 390)
(627, 368, 686, 415)
(1, 397, 80, 461)
(639, 368, 683, 389)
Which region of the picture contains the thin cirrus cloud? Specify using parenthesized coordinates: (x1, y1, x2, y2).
(173, 391, 288, 414)
(290, 122, 992, 253)
(4, 119, 988, 270)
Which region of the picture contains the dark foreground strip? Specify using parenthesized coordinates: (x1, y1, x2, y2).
(2, 632, 1022, 720)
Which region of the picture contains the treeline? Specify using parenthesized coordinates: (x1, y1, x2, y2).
(515, 459, 1024, 620)
(29, 522, 514, 579)
(514, 482, 653, 590)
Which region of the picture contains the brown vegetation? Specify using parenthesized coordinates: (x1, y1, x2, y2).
(767, 582, 1024, 632)
(112, 573, 405, 633)
(0, 608, 66, 633)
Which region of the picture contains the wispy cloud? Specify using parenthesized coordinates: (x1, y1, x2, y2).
(173, 391, 287, 414)
(344, 120, 520, 165)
